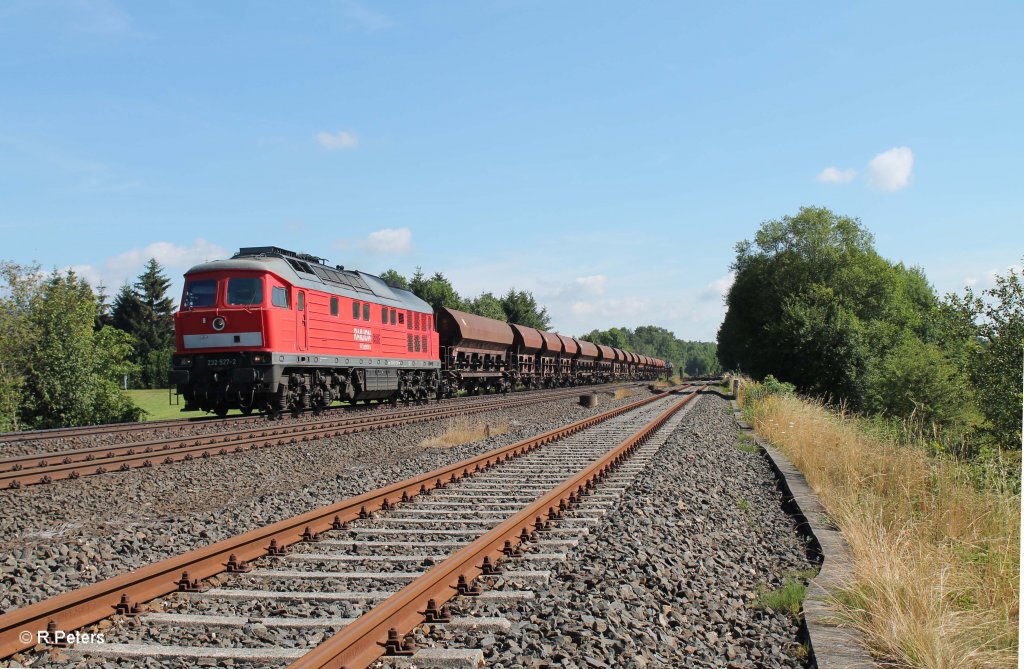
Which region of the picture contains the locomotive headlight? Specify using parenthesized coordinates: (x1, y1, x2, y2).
(252, 353, 265, 363)
(176, 356, 193, 367)
(212, 317, 226, 331)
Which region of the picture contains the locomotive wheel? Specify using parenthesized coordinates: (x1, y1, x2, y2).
(214, 404, 229, 417)
(240, 406, 254, 416)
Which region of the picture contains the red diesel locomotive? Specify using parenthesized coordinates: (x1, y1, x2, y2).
(170, 246, 667, 416)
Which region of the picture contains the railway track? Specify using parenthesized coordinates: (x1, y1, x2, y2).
(0, 384, 650, 489)
(0, 414, 247, 447)
(0, 382, 648, 449)
(0, 384, 703, 667)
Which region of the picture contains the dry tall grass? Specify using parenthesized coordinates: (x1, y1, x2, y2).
(741, 392, 1019, 668)
(613, 388, 636, 399)
(420, 418, 509, 448)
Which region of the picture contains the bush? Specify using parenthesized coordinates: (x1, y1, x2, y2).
(1, 263, 142, 429)
(742, 374, 796, 403)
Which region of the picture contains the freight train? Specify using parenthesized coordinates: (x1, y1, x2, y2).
(169, 246, 669, 416)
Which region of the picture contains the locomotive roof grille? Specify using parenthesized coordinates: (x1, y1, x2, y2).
(231, 246, 386, 298)
(235, 246, 328, 266)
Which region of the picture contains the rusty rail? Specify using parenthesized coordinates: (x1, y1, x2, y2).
(290, 385, 704, 668)
(0, 385, 691, 660)
(0, 415, 241, 445)
(0, 384, 634, 488)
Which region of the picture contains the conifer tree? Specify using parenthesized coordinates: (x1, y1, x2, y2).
(110, 259, 176, 388)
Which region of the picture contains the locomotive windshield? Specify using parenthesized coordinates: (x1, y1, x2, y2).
(227, 277, 263, 306)
(183, 279, 217, 308)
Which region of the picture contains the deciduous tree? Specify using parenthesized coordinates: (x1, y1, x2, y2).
(10, 267, 141, 428)
(717, 206, 967, 432)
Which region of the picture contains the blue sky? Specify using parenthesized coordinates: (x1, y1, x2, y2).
(1, 1, 1021, 341)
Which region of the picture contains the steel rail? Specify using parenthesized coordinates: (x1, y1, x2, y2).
(0, 382, 644, 470)
(0, 385, 690, 659)
(0, 385, 637, 488)
(0, 380, 649, 445)
(289, 384, 705, 669)
(0, 416, 240, 445)
(1, 384, 619, 473)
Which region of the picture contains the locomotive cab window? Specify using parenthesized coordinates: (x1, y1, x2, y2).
(183, 279, 217, 308)
(381, 306, 388, 323)
(353, 301, 360, 319)
(330, 297, 339, 316)
(390, 308, 396, 325)
(227, 278, 263, 306)
(271, 286, 290, 308)
(362, 303, 370, 321)
(297, 292, 305, 311)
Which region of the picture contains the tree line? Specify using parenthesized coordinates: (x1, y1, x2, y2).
(379, 267, 551, 330)
(717, 206, 1022, 454)
(580, 326, 720, 377)
(382, 267, 718, 375)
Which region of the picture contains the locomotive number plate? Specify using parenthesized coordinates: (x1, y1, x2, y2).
(210, 358, 237, 367)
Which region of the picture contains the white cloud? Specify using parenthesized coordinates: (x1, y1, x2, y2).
(360, 227, 412, 255)
(70, 238, 227, 290)
(965, 264, 1023, 290)
(315, 131, 359, 150)
(68, 0, 149, 37)
(868, 146, 914, 191)
(106, 239, 227, 276)
(816, 166, 857, 184)
(699, 272, 735, 302)
(67, 264, 105, 287)
(339, 0, 394, 32)
(574, 274, 607, 296)
(568, 296, 649, 320)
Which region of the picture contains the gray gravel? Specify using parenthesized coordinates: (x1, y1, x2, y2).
(0, 388, 623, 458)
(3, 391, 816, 669)
(423, 393, 814, 668)
(0, 388, 647, 615)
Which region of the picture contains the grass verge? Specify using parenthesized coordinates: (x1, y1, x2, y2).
(125, 389, 244, 421)
(420, 418, 509, 448)
(741, 390, 1020, 668)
